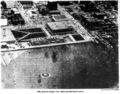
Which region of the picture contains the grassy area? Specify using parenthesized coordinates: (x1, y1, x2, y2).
(1, 42, 118, 88)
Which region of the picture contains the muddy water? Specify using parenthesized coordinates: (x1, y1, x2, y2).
(1, 42, 118, 88)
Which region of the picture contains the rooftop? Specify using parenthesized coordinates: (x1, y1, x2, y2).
(52, 15, 68, 21)
(47, 21, 72, 31)
(19, 1, 33, 5)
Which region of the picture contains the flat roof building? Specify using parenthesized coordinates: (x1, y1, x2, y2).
(47, 21, 72, 31)
(47, 21, 75, 35)
(18, 1, 34, 9)
(52, 15, 68, 21)
(46, 21, 75, 35)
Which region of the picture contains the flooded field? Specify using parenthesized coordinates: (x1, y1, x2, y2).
(1, 42, 118, 88)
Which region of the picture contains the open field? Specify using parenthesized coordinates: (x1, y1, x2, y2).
(1, 42, 118, 88)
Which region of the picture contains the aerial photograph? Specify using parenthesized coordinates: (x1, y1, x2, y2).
(1, 0, 118, 89)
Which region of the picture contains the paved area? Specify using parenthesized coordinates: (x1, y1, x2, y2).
(1, 29, 16, 42)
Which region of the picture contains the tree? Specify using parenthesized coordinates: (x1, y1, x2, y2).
(1, 1, 7, 9)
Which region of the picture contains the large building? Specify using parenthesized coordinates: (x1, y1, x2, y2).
(18, 1, 34, 9)
(52, 15, 68, 21)
(46, 21, 76, 35)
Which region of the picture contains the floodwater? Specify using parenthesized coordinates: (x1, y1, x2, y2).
(1, 42, 118, 88)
